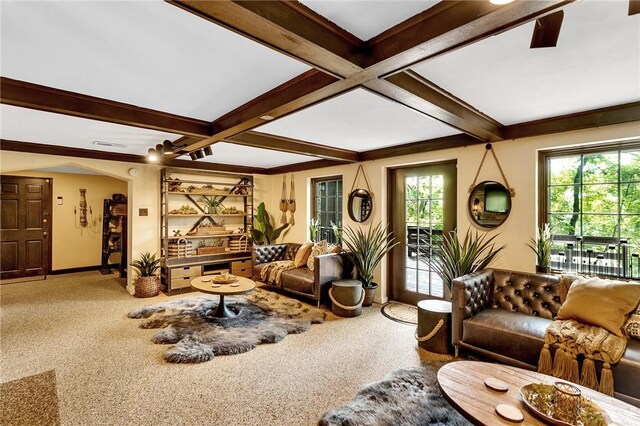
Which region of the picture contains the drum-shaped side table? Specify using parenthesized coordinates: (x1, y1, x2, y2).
(330, 279, 364, 318)
(417, 300, 453, 354)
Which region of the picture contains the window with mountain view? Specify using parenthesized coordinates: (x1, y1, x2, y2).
(543, 145, 640, 279)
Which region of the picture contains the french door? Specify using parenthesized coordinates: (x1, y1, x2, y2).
(388, 162, 456, 305)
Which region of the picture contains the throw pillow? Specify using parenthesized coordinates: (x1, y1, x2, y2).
(625, 303, 640, 340)
(307, 241, 328, 271)
(556, 277, 640, 337)
(327, 244, 342, 254)
(293, 241, 314, 268)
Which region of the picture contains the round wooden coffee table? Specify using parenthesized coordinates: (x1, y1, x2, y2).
(191, 276, 255, 319)
(437, 360, 640, 425)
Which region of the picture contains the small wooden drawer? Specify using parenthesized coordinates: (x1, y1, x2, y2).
(231, 260, 251, 271)
(233, 268, 252, 278)
(170, 276, 193, 290)
(172, 265, 201, 279)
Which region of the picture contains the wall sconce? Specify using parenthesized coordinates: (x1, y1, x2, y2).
(75, 188, 93, 229)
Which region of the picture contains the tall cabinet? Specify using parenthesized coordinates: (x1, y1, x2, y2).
(160, 168, 254, 293)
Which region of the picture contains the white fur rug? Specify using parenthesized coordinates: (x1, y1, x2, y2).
(128, 289, 325, 363)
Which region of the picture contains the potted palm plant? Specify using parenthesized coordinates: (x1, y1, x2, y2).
(433, 228, 505, 300)
(131, 252, 161, 297)
(342, 222, 399, 306)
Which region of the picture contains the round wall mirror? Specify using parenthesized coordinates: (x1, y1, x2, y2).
(348, 189, 372, 223)
(468, 181, 512, 228)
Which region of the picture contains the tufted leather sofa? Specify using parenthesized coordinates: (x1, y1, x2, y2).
(252, 243, 348, 306)
(452, 268, 640, 407)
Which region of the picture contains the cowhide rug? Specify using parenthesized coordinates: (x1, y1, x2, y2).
(319, 366, 471, 426)
(128, 288, 325, 363)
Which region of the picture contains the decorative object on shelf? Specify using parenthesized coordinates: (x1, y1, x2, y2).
(251, 202, 288, 245)
(74, 188, 93, 229)
(432, 228, 505, 299)
(172, 230, 182, 237)
(228, 235, 249, 253)
(279, 175, 287, 224)
(188, 220, 227, 236)
(100, 195, 128, 277)
(199, 195, 224, 214)
(348, 165, 373, 223)
(520, 382, 610, 426)
(131, 252, 161, 297)
(288, 174, 296, 225)
(168, 179, 183, 192)
(211, 273, 237, 284)
(168, 238, 193, 258)
(197, 239, 226, 255)
(342, 222, 399, 306)
(528, 223, 553, 273)
(220, 206, 242, 215)
(169, 205, 199, 215)
(309, 218, 320, 242)
(468, 143, 514, 228)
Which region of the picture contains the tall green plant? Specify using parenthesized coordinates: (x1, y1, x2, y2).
(330, 220, 343, 245)
(342, 222, 399, 288)
(131, 252, 161, 277)
(527, 223, 552, 268)
(433, 229, 505, 291)
(309, 218, 320, 242)
(251, 202, 288, 245)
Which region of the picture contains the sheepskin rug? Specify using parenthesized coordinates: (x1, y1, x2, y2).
(319, 366, 471, 426)
(128, 288, 325, 363)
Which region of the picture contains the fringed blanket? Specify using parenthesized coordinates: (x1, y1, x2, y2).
(260, 260, 296, 285)
(538, 320, 627, 396)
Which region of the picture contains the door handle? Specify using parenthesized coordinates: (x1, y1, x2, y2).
(43, 232, 48, 237)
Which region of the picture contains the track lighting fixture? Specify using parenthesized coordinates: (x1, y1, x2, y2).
(163, 139, 173, 154)
(147, 148, 158, 162)
(203, 146, 213, 156)
(194, 149, 205, 160)
(155, 143, 164, 156)
(189, 151, 198, 161)
(530, 10, 564, 48)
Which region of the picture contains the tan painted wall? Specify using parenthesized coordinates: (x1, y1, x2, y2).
(262, 122, 640, 303)
(7, 170, 127, 270)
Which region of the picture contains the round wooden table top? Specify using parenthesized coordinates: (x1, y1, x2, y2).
(437, 360, 640, 426)
(190, 275, 256, 296)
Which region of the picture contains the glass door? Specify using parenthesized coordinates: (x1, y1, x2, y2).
(388, 162, 457, 305)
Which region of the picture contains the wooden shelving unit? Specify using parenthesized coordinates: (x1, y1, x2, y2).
(100, 197, 127, 278)
(160, 168, 254, 293)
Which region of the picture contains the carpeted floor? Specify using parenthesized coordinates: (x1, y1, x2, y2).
(1, 271, 444, 425)
(0, 370, 60, 426)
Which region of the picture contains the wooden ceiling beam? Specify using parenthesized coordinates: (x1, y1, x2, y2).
(366, 71, 503, 141)
(226, 131, 359, 163)
(0, 139, 266, 175)
(359, 134, 482, 162)
(503, 102, 640, 140)
(266, 159, 347, 175)
(0, 77, 211, 137)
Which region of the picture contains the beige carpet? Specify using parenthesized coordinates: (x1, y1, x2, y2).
(0, 370, 60, 426)
(0, 272, 434, 425)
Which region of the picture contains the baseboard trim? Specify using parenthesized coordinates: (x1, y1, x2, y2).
(51, 264, 119, 275)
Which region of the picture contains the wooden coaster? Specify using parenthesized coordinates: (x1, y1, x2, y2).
(230, 283, 240, 287)
(485, 377, 509, 392)
(495, 404, 524, 423)
(211, 284, 221, 288)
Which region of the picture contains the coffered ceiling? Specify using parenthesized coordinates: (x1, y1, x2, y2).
(1, 0, 638, 174)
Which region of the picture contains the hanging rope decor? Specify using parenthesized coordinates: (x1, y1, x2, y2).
(279, 175, 288, 224)
(349, 164, 373, 197)
(288, 174, 296, 225)
(469, 143, 515, 197)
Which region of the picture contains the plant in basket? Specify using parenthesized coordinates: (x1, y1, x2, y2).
(131, 252, 161, 298)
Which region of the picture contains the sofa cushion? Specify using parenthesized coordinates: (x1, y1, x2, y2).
(280, 268, 314, 296)
(293, 241, 314, 268)
(491, 270, 562, 320)
(254, 244, 288, 264)
(613, 338, 640, 402)
(462, 308, 551, 366)
(307, 241, 328, 271)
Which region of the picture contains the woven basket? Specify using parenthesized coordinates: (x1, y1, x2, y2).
(135, 276, 160, 298)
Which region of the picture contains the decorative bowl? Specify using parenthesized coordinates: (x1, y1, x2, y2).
(210, 274, 237, 284)
(520, 383, 610, 426)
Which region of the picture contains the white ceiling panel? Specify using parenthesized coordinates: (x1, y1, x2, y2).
(0, 1, 310, 121)
(412, 0, 640, 125)
(256, 88, 457, 151)
(32, 165, 104, 176)
(180, 143, 319, 169)
(299, 0, 440, 41)
(0, 105, 180, 156)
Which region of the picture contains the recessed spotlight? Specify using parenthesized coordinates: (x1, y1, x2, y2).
(490, 0, 514, 4)
(147, 148, 158, 162)
(260, 115, 275, 121)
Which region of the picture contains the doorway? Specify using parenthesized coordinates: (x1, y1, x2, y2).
(1, 176, 52, 280)
(388, 162, 456, 304)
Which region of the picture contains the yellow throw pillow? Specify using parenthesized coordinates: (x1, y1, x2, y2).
(293, 241, 314, 268)
(327, 244, 342, 254)
(307, 241, 328, 271)
(556, 277, 640, 337)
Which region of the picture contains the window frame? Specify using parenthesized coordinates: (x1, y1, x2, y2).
(311, 175, 343, 243)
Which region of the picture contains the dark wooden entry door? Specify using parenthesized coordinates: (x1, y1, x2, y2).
(1, 176, 51, 280)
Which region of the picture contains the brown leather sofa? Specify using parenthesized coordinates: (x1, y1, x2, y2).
(252, 243, 348, 306)
(452, 268, 640, 407)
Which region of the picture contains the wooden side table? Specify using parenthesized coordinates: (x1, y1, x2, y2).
(416, 300, 453, 354)
(191, 276, 255, 318)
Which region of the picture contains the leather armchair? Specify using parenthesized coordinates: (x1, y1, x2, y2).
(252, 243, 348, 306)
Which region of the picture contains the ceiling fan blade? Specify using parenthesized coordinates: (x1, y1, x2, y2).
(630, 0, 640, 16)
(530, 10, 564, 49)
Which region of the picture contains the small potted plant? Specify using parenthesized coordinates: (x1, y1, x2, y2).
(342, 222, 399, 306)
(309, 218, 320, 242)
(131, 252, 161, 297)
(527, 223, 552, 273)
